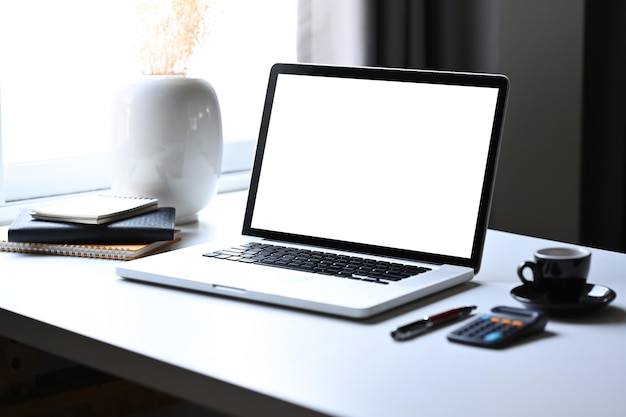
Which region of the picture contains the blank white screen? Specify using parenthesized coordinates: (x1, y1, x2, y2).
(250, 73, 499, 258)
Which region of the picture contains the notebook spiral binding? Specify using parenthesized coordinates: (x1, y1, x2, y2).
(104, 195, 156, 200)
(0, 241, 132, 260)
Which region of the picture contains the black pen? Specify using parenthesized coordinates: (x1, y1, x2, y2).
(391, 305, 477, 341)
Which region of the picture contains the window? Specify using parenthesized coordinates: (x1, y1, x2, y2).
(0, 0, 296, 222)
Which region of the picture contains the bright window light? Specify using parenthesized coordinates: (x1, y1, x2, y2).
(0, 0, 296, 203)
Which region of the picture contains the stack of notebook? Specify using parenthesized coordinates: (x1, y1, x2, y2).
(0, 194, 180, 260)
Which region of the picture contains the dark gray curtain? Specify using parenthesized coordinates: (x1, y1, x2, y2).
(297, 0, 501, 73)
(366, 0, 501, 73)
(581, 2, 626, 251)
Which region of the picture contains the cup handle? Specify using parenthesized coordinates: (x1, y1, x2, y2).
(517, 261, 538, 286)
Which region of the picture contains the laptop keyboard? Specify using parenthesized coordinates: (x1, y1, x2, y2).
(203, 242, 431, 285)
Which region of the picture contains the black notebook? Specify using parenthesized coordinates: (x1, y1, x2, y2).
(8, 207, 176, 244)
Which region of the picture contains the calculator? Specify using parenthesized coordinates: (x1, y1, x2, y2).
(447, 306, 547, 348)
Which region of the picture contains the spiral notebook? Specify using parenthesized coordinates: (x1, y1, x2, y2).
(0, 231, 181, 260)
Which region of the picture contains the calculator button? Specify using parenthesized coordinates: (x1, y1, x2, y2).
(512, 320, 523, 327)
(501, 318, 511, 325)
(490, 317, 500, 323)
(483, 331, 504, 343)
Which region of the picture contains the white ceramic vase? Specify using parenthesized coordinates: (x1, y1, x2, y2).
(111, 76, 222, 224)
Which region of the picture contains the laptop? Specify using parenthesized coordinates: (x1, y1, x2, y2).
(116, 63, 509, 319)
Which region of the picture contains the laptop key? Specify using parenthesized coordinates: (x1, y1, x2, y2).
(239, 258, 258, 263)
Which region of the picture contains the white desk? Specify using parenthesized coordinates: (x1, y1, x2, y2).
(1, 190, 625, 417)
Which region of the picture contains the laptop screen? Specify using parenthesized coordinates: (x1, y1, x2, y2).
(244, 64, 508, 270)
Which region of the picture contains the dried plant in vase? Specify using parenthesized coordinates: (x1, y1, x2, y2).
(112, 0, 223, 224)
(135, 0, 210, 76)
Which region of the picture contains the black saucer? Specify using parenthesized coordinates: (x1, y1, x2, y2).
(510, 283, 616, 315)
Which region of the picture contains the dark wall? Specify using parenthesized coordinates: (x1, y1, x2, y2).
(581, 2, 626, 252)
(489, 0, 584, 245)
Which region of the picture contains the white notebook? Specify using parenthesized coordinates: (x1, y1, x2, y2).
(30, 195, 158, 225)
